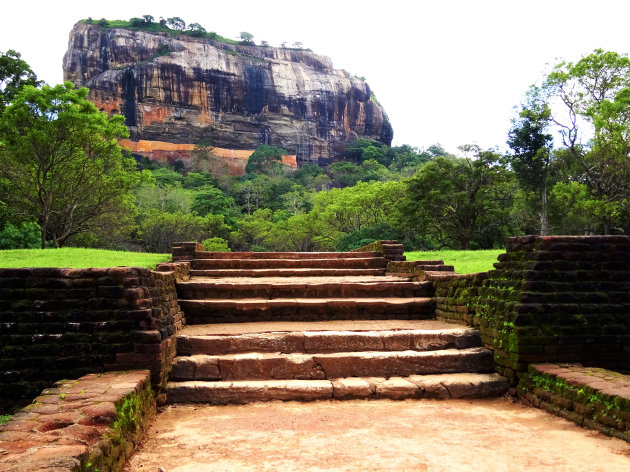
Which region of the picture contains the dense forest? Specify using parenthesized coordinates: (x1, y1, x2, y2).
(0, 48, 629, 252)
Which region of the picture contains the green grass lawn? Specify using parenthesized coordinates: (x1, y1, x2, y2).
(405, 249, 504, 274)
(0, 248, 171, 269)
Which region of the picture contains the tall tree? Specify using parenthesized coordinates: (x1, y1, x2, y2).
(245, 145, 286, 175)
(404, 150, 516, 249)
(542, 49, 630, 234)
(0, 82, 145, 248)
(507, 86, 553, 234)
(0, 49, 40, 113)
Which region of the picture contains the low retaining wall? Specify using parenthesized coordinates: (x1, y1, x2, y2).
(519, 364, 630, 442)
(0, 370, 154, 472)
(431, 235, 630, 383)
(0, 263, 189, 411)
(350, 240, 406, 261)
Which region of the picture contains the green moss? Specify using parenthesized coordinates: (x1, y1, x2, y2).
(522, 368, 628, 432)
(79, 378, 155, 472)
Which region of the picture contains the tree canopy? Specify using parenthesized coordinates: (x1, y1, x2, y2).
(541, 49, 630, 234)
(0, 50, 40, 113)
(0, 82, 145, 248)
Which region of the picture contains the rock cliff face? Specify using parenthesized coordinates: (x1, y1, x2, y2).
(63, 23, 393, 168)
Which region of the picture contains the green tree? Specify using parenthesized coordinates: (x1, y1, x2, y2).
(0, 82, 144, 248)
(202, 236, 230, 251)
(404, 150, 516, 249)
(135, 182, 192, 214)
(166, 17, 186, 31)
(0, 221, 39, 249)
(0, 49, 40, 113)
(138, 210, 230, 252)
(542, 49, 630, 234)
(191, 185, 236, 220)
(507, 86, 554, 234)
(281, 185, 310, 214)
(239, 32, 255, 45)
(343, 138, 388, 164)
(328, 161, 363, 187)
(334, 222, 402, 251)
(245, 145, 287, 175)
(310, 180, 406, 234)
(187, 23, 206, 37)
(229, 208, 274, 250)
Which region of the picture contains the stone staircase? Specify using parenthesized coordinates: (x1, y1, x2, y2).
(166, 245, 508, 404)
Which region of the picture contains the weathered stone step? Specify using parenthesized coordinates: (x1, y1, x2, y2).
(179, 297, 435, 323)
(191, 257, 388, 270)
(194, 251, 383, 259)
(189, 268, 388, 277)
(170, 346, 493, 381)
(177, 327, 482, 356)
(176, 280, 434, 299)
(167, 373, 509, 404)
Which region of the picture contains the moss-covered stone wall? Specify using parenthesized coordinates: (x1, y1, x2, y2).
(0, 263, 189, 412)
(519, 363, 630, 442)
(431, 235, 630, 383)
(0, 370, 155, 471)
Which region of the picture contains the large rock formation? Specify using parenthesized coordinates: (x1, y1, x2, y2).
(63, 22, 393, 170)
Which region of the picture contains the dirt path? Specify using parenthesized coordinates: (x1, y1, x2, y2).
(124, 398, 630, 472)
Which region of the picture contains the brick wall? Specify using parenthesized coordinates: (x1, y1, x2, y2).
(0, 370, 155, 471)
(519, 363, 630, 442)
(0, 263, 189, 412)
(350, 240, 406, 261)
(431, 235, 630, 383)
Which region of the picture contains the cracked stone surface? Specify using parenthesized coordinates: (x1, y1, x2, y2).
(179, 319, 455, 336)
(123, 398, 630, 472)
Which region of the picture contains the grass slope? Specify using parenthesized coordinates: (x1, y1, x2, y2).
(0, 248, 171, 269)
(405, 249, 503, 274)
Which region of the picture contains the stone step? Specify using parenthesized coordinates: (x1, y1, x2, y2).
(176, 280, 435, 299)
(194, 251, 383, 259)
(189, 268, 388, 277)
(177, 326, 482, 355)
(191, 257, 388, 270)
(170, 346, 493, 381)
(179, 297, 435, 323)
(167, 373, 509, 404)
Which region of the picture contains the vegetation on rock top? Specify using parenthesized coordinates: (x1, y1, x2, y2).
(79, 16, 311, 51)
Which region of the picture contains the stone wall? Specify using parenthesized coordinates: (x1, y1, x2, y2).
(0, 370, 155, 472)
(0, 263, 189, 412)
(431, 235, 630, 383)
(350, 240, 406, 261)
(519, 363, 630, 442)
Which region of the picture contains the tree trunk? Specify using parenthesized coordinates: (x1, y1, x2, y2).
(540, 182, 548, 236)
(603, 219, 611, 235)
(40, 213, 48, 249)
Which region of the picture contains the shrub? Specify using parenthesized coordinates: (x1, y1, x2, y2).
(334, 223, 402, 252)
(0, 222, 40, 249)
(202, 237, 230, 252)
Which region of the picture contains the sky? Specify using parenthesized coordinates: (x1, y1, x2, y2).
(2, 0, 630, 154)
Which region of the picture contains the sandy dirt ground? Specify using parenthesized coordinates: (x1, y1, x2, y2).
(123, 398, 630, 472)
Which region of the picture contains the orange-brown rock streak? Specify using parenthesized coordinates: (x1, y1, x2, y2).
(63, 23, 393, 167)
(120, 139, 296, 175)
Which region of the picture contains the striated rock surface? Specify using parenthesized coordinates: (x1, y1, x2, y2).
(63, 23, 393, 168)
